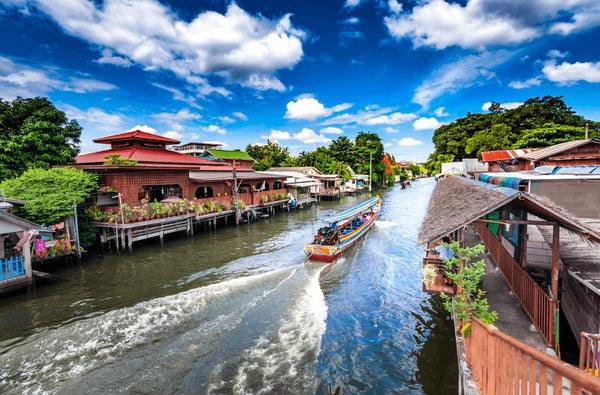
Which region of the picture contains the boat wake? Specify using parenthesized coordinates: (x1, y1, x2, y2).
(0, 265, 327, 394)
(374, 220, 400, 229)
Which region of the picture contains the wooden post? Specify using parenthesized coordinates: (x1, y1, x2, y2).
(520, 224, 528, 267)
(127, 229, 133, 252)
(551, 224, 560, 299)
(23, 238, 32, 279)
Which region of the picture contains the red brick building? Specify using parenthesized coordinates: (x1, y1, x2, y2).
(75, 130, 285, 207)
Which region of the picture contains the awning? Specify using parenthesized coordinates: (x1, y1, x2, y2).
(190, 170, 283, 182)
(286, 181, 320, 187)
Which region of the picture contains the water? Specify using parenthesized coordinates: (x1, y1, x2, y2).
(0, 179, 457, 394)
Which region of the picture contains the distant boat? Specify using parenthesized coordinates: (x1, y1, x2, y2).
(304, 197, 382, 263)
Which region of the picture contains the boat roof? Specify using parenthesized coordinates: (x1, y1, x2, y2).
(326, 197, 379, 224)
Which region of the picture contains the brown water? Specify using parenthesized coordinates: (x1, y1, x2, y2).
(0, 179, 457, 394)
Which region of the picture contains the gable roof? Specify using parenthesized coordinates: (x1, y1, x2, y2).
(93, 130, 180, 145)
(204, 149, 254, 161)
(522, 139, 600, 161)
(418, 176, 600, 244)
(0, 210, 43, 232)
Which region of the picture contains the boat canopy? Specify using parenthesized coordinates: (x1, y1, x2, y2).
(326, 197, 379, 224)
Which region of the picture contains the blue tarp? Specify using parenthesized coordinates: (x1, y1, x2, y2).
(478, 174, 522, 190)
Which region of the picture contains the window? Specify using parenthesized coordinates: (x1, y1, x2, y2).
(273, 181, 283, 190)
(143, 184, 182, 202)
(239, 183, 251, 193)
(256, 181, 269, 191)
(195, 186, 214, 199)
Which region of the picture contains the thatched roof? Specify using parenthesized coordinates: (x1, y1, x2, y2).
(418, 176, 600, 244)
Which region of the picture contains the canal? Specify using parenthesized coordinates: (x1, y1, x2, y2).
(0, 178, 457, 394)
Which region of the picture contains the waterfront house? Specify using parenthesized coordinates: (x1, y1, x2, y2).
(418, 176, 600, 392)
(170, 141, 223, 157)
(259, 169, 320, 206)
(200, 149, 255, 170)
(480, 138, 600, 172)
(440, 158, 489, 178)
(343, 166, 368, 194)
(269, 167, 343, 198)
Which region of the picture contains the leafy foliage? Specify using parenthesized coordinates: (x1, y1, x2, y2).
(245, 142, 294, 171)
(426, 96, 599, 174)
(103, 154, 138, 166)
(0, 167, 98, 225)
(0, 97, 82, 181)
(440, 242, 497, 327)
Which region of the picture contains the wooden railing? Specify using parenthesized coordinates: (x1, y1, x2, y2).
(466, 319, 600, 394)
(580, 333, 600, 376)
(474, 222, 557, 348)
(0, 255, 26, 282)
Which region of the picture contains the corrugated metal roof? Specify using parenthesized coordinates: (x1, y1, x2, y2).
(522, 139, 596, 161)
(76, 147, 223, 168)
(480, 148, 533, 162)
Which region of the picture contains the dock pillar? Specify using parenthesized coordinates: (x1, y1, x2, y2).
(551, 224, 560, 299)
(127, 229, 133, 252)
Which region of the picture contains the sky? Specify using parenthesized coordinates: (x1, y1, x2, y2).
(1, 0, 600, 161)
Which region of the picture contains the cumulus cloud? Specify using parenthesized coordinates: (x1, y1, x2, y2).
(433, 107, 449, 117)
(285, 96, 352, 121)
(398, 137, 423, 146)
(95, 48, 132, 67)
(263, 129, 292, 141)
(413, 117, 441, 130)
(233, 111, 248, 121)
(508, 77, 541, 89)
(150, 83, 201, 109)
(343, 17, 360, 24)
(0, 56, 116, 99)
(384, 0, 599, 50)
(481, 101, 523, 111)
(153, 108, 200, 131)
(413, 50, 512, 108)
(388, 0, 402, 14)
(263, 128, 330, 144)
(163, 130, 182, 140)
(322, 105, 416, 126)
(547, 49, 569, 59)
(62, 104, 124, 131)
(542, 59, 600, 84)
(204, 124, 227, 135)
(14, 1, 305, 92)
(385, 127, 399, 133)
(320, 127, 344, 135)
(125, 124, 158, 133)
(344, 0, 361, 8)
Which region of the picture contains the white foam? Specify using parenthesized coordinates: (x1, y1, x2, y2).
(375, 220, 400, 229)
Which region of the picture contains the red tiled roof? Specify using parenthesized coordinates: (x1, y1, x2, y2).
(480, 149, 533, 162)
(75, 147, 227, 169)
(93, 130, 180, 144)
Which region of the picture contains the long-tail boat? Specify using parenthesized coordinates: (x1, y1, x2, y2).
(304, 196, 382, 262)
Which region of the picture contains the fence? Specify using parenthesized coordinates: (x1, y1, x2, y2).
(0, 255, 26, 282)
(466, 319, 600, 394)
(580, 333, 600, 377)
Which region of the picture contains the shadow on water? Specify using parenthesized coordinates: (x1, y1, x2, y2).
(0, 179, 457, 394)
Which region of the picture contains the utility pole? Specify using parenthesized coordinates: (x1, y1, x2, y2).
(368, 152, 372, 192)
(585, 122, 589, 139)
(232, 159, 240, 225)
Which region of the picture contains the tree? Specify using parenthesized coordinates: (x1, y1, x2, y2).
(328, 136, 355, 165)
(245, 142, 293, 171)
(0, 167, 98, 225)
(0, 97, 82, 181)
(514, 123, 593, 148)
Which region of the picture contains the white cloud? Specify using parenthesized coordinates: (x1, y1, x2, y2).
(413, 117, 441, 130)
(547, 49, 568, 59)
(95, 48, 132, 67)
(0, 56, 116, 99)
(508, 77, 541, 89)
(384, 0, 599, 51)
(263, 129, 292, 140)
(294, 128, 330, 144)
(413, 50, 512, 108)
(322, 105, 416, 126)
(398, 137, 423, 146)
(150, 83, 201, 109)
(388, 0, 402, 14)
(285, 96, 352, 121)
(343, 17, 360, 24)
(125, 124, 158, 134)
(21, 1, 305, 92)
(62, 104, 123, 131)
(219, 115, 235, 124)
(344, 0, 361, 8)
(320, 127, 344, 135)
(542, 59, 600, 84)
(385, 127, 399, 133)
(153, 108, 200, 131)
(481, 101, 523, 111)
(433, 107, 449, 117)
(232, 111, 248, 121)
(163, 130, 182, 140)
(205, 124, 227, 135)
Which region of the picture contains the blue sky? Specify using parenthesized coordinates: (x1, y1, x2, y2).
(1, 0, 600, 161)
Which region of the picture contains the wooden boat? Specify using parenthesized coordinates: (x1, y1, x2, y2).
(304, 196, 382, 262)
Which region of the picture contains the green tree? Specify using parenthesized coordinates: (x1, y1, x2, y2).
(328, 136, 355, 165)
(0, 167, 98, 225)
(514, 123, 593, 148)
(465, 124, 515, 155)
(245, 142, 293, 171)
(0, 97, 82, 181)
